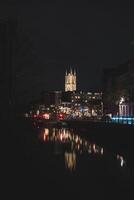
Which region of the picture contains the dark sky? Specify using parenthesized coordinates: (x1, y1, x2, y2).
(1, 1, 134, 103)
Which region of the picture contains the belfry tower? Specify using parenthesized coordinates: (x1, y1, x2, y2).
(65, 68, 76, 92)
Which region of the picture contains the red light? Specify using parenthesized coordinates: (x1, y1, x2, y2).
(42, 113, 50, 119)
(33, 122, 36, 126)
(57, 113, 64, 120)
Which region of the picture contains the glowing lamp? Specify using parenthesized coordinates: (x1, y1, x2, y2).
(119, 97, 125, 105)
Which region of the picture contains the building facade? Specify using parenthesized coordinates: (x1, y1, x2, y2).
(103, 59, 134, 116)
(40, 91, 62, 107)
(119, 103, 134, 117)
(65, 68, 76, 92)
(61, 91, 103, 118)
(0, 19, 17, 119)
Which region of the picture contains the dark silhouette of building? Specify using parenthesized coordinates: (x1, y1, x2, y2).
(0, 19, 17, 119)
(40, 91, 62, 106)
(103, 58, 134, 116)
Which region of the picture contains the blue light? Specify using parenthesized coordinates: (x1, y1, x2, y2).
(111, 116, 134, 125)
(128, 121, 132, 124)
(112, 117, 134, 120)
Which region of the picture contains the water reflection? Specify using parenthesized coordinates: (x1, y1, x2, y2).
(38, 128, 126, 171)
(117, 154, 126, 167)
(65, 152, 76, 171)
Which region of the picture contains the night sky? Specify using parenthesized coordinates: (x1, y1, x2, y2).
(1, 1, 134, 103)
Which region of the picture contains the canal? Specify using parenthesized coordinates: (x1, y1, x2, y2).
(7, 118, 134, 198)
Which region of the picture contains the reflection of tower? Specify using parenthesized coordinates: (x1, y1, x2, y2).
(65, 68, 76, 92)
(64, 151, 76, 171)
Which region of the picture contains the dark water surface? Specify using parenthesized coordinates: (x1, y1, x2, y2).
(38, 127, 126, 172)
(34, 125, 133, 197)
(6, 118, 134, 199)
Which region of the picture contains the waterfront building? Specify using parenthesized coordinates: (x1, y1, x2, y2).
(61, 90, 103, 118)
(103, 58, 134, 116)
(29, 68, 103, 119)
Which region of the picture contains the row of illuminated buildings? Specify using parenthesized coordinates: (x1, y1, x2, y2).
(28, 69, 103, 120)
(30, 59, 134, 120)
(29, 90, 103, 120)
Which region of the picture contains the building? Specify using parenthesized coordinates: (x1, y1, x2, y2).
(0, 19, 17, 119)
(60, 91, 103, 118)
(103, 58, 134, 116)
(29, 68, 103, 119)
(40, 91, 62, 107)
(65, 68, 76, 92)
(119, 102, 134, 117)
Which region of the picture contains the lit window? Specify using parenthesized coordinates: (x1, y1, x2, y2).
(94, 93, 99, 95)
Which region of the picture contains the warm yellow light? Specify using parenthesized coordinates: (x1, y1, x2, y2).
(65, 152, 76, 171)
(101, 148, 103, 155)
(44, 128, 49, 136)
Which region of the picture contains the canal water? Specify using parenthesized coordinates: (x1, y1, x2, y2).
(7, 118, 134, 199)
(30, 124, 133, 198)
(38, 127, 126, 172)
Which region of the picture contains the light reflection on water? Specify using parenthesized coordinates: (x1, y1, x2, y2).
(38, 127, 126, 171)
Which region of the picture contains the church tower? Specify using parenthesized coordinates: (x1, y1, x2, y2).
(65, 68, 76, 91)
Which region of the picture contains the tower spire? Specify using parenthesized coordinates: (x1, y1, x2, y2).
(70, 67, 72, 74)
(74, 68, 76, 75)
(65, 67, 76, 92)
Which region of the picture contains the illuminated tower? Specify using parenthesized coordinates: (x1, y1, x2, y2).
(65, 68, 76, 91)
